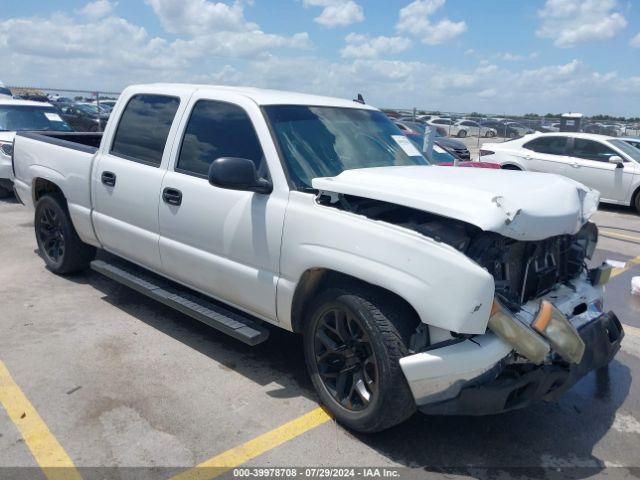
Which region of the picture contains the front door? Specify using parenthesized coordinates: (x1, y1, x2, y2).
(92, 94, 182, 271)
(566, 138, 635, 203)
(158, 93, 287, 321)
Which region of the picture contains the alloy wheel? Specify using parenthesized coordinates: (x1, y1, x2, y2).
(313, 307, 378, 411)
(38, 206, 65, 263)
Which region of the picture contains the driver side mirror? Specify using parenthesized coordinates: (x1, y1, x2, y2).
(608, 155, 624, 168)
(208, 157, 272, 194)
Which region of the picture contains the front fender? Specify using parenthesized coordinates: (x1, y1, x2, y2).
(277, 193, 495, 334)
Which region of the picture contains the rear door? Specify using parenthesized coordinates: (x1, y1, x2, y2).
(566, 138, 635, 203)
(519, 136, 570, 175)
(92, 92, 185, 271)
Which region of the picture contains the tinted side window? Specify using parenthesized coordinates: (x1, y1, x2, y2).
(176, 100, 265, 177)
(111, 94, 179, 166)
(572, 139, 618, 162)
(523, 137, 567, 155)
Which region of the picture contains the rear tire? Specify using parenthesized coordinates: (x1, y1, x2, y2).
(34, 194, 96, 274)
(485, 131, 495, 138)
(458, 130, 467, 138)
(303, 285, 418, 433)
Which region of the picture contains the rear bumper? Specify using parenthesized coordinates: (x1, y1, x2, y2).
(418, 311, 623, 415)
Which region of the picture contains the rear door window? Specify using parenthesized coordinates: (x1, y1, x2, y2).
(111, 94, 180, 167)
(523, 136, 568, 155)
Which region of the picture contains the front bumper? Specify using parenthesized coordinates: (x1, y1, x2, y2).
(418, 311, 623, 415)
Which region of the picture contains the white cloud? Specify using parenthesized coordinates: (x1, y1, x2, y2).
(631, 33, 640, 48)
(145, 0, 248, 35)
(303, 0, 364, 28)
(396, 0, 466, 45)
(537, 0, 627, 47)
(2, 3, 640, 116)
(78, 0, 117, 20)
(340, 33, 410, 59)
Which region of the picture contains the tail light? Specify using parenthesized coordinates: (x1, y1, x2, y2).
(480, 149, 494, 157)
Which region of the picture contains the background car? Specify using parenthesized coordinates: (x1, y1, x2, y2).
(0, 99, 74, 197)
(503, 121, 535, 137)
(397, 121, 471, 159)
(453, 119, 497, 138)
(58, 103, 108, 131)
(481, 132, 640, 212)
(479, 119, 519, 138)
(404, 132, 498, 168)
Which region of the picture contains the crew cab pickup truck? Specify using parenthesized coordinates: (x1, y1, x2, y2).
(12, 84, 623, 432)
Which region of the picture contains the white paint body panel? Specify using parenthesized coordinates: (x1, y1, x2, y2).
(312, 165, 599, 241)
(485, 132, 640, 206)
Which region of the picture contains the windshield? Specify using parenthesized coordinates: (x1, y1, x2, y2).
(402, 121, 425, 134)
(0, 105, 73, 132)
(610, 139, 640, 163)
(406, 135, 456, 164)
(265, 105, 428, 189)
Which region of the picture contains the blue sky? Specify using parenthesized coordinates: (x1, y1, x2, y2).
(2, 0, 640, 115)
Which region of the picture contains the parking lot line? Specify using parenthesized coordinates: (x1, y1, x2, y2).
(0, 361, 82, 480)
(601, 230, 640, 244)
(169, 407, 333, 480)
(610, 255, 640, 279)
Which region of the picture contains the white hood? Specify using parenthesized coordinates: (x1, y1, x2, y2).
(312, 166, 599, 241)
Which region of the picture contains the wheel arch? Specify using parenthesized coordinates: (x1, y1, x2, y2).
(631, 183, 640, 209)
(289, 268, 421, 335)
(32, 177, 66, 205)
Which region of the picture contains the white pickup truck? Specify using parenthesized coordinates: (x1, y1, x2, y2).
(12, 84, 623, 432)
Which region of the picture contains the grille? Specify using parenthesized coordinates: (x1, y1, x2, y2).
(467, 233, 584, 310)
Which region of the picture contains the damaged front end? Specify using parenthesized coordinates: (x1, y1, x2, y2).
(316, 190, 624, 415)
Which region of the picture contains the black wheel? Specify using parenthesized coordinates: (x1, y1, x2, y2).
(502, 164, 522, 171)
(635, 192, 640, 215)
(0, 184, 12, 198)
(34, 194, 96, 274)
(485, 130, 495, 138)
(303, 286, 418, 433)
(457, 130, 467, 138)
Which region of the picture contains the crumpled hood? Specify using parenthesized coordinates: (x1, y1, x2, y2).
(312, 166, 599, 241)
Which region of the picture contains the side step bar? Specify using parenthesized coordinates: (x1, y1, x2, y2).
(90, 259, 269, 346)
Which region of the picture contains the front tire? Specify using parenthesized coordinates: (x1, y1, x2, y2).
(303, 286, 417, 433)
(457, 130, 467, 138)
(34, 194, 96, 274)
(485, 130, 495, 138)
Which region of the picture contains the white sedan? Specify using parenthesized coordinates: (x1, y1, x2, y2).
(428, 118, 497, 138)
(481, 132, 640, 212)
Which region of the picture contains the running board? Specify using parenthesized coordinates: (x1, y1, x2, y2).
(90, 259, 269, 346)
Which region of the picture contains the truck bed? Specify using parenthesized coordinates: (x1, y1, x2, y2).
(12, 131, 103, 247)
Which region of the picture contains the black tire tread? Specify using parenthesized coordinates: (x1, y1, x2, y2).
(0, 184, 12, 198)
(305, 283, 418, 433)
(35, 194, 96, 274)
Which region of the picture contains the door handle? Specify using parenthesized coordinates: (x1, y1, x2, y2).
(101, 171, 116, 186)
(162, 187, 182, 206)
